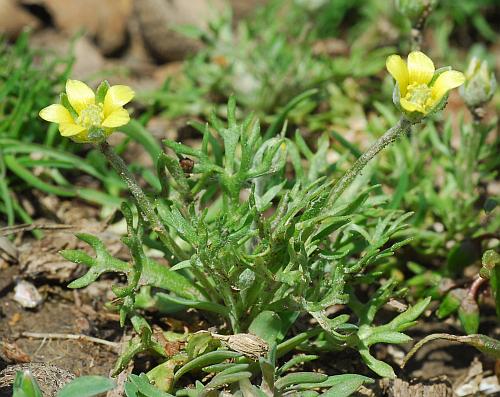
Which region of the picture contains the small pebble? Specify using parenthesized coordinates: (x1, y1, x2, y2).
(13, 280, 43, 309)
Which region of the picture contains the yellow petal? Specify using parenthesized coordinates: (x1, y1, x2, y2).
(39, 104, 74, 124)
(103, 85, 134, 116)
(66, 79, 95, 114)
(101, 108, 130, 128)
(400, 97, 424, 113)
(59, 123, 86, 137)
(386, 55, 409, 96)
(407, 51, 435, 85)
(431, 70, 465, 102)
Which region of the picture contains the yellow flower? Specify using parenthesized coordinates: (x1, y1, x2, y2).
(386, 51, 465, 118)
(39, 80, 134, 143)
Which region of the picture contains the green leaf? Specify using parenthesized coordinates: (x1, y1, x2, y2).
(437, 289, 466, 319)
(59, 249, 95, 267)
(156, 205, 197, 245)
(458, 296, 480, 335)
(156, 153, 192, 200)
(359, 349, 395, 378)
(13, 371, 43, 397)
(318, 374, 373, 397)
(384, 297, 431, 332)
(259, 355, 276, 395)
(147, 359, 184, 393)
(186, 332, 220, 360)
(203, 371, 252, 392)
(288, 374, 373, 395)
(254, 181, 285, 212)
(202, 363, 250, 374)
(278, 354, 318, 375)
(56, 376, 116, 397)
(173, 351, 242, 382)
(249, 311, 282, 345)
(275, 372, 328, 390)
(154, 293, 230, 316)
(63, 234, 130, 289)
(264, 89, 318, 140)
(388, 167, 409, 209)
(364, 331, 412, 347)
(127, 374, 174, 397)
(238, 378, 270, 397)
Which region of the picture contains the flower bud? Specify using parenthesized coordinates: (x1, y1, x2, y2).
(395, 0, 436, 24)
(460, 57, 497, 109)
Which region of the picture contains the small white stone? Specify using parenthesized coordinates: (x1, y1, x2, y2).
(13, 280, 43, 309)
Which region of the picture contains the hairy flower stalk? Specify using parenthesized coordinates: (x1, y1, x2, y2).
(328, 118, 412, 205)
(97, 141, 187, 261)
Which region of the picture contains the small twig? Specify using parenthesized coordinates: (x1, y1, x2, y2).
(32, 336, 48, 360)
(20, 332, 120, 351)
(0, 223, 74, 237)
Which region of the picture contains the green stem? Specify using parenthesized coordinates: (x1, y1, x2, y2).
(218, 280, 240, 333)
(328, 118, 412, 205)
(190, 264, 221, 303)
(97, 141, 188, 261)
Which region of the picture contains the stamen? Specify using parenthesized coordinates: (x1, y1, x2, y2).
(404, 83, 433, 112)
(77, 104, 103, 128)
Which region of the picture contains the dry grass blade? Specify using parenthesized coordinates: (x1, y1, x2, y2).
(0, 223, 74, 237)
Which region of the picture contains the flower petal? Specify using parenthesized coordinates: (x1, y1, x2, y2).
(431, 70, 465, 102)
(59, 123, 86, 137)
(407, 51, 435, 85)
(39, 104, 74, 124)
(386, 55, 409, 96)
(66, 79, 95, 114)
(102, 108, 130, 128)
(103, 85, 134, 116)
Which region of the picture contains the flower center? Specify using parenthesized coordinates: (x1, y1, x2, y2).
(77, 104, 103, 128)
(404, 83, 433, 111)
